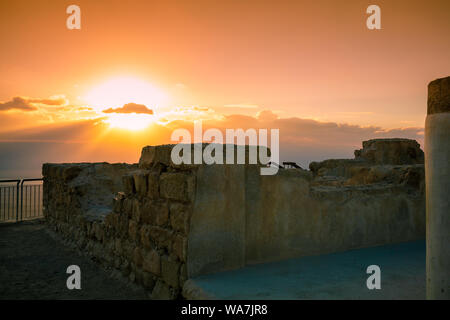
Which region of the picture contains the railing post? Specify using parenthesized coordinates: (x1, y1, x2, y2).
(20, 180, 24, 221)
(16, 181, 20, 222)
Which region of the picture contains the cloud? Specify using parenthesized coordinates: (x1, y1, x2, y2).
(257, 109, 279, 121)
(0, 95, 68, 112)
(27, 95, 68, 106)
(103, 103, 154, 114)
(0, 97, 37, 111)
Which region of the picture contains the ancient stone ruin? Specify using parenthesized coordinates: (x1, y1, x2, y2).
(43, 138, 425, 299)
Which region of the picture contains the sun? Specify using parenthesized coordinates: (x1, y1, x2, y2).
(84, 76, 168, 111)
(103, 113, 154, 131)
(83, 76, 168, 131)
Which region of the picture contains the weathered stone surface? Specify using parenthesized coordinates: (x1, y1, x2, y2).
(94, 223, 104, 242)
(172, 234, 187, 262)
(140, 225, 152, 249)
(118, 213, 129, 237)
(122, 174, 135, 195)
(142, 271, 156, 290)
(148, 226, 172, 249)
(345, 165, 425, 188)
(310, 139, 424, 178)
(128, 220, 139, 242)
(133, 171, 148, 196)
(133, 247, 143, 267)
(142, 249, 161, 275)
(113, 193, 124, 213)
(122, 198, 134, 218)
(151, 280, 175, 300)
(122, 240, 135, 261)
(131, 198, 141, 222)
(170, 202, 190, 234)
(355, 139, 424, 165)
(140, 200, 168, 226)
(309, 159, 360, 178)
(161, 255, 181, 288)
(179, 263, 187, 286)
(114, 238, 123, 256)
(62, 166, 83, 181)
(428, 76, 450, 115)
(139, 145, 175, 168)
(160, 173, 194, 202)
(152, 201, 169, 226)
(147, 172, 159, 199)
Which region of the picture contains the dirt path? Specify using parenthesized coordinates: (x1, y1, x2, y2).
(0, 220, 148, 299)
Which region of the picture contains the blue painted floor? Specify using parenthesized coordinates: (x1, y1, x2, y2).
(190, 241, 426, 299)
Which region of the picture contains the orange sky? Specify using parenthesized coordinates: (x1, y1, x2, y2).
(0, 0, 449, 177)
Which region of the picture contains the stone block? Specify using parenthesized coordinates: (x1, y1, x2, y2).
(142, 249, 161, 275)
(131, 198, 141, 222)
(161, 255, 181, 288)
(151, 280, 175, 300)
(172, 234, 187, 262)
(160, 173, 194, 202)
(62, 166, 82, 181)
(179, 263, 187, 286)
(114, 238, 123, 256)
(428, 76, 450, 114)
(140, 200, 169, 226)
(355, 138, 424, 165)
(122, 240, 135, 261)
(118, 214, 129, 238)
(148, 226, 172, 250)
(133, 171, 148, 196)
(142, 271, 156, 291)
(122, 174, 135, 195)
(133, 247, 143, 267)
(140, 225, 152, 249)
(104, 212, 119, 230)
(153, 201, 169, 226)
(139, 145, 175, 168)
(128, 220, 139, 242)
(122, 198, 134, 218)
(147, 172, 159, 199)
(170, 202, 190, 234)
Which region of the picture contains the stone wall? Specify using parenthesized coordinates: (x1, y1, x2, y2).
(43, 138, 426, 299)
(43, 160, 197, 299)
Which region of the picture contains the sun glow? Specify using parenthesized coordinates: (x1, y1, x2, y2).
(83, 76, 168, 131)
(84, 76, 168, 111)
(104, 113, 154, 131)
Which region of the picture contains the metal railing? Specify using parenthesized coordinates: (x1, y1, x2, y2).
(0, 178, 43, 222)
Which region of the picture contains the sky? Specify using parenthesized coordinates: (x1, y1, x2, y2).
(0, 0, 449, 178)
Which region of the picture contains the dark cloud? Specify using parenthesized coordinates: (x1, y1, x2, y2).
(0, 96, 68, 112)
(0, 97, 37, 111)
(103, 103, 154, 115)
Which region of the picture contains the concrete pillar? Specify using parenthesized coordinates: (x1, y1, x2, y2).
(426, 76, 450, 299)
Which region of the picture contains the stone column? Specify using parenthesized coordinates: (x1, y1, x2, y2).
(426, 76, 450, 299)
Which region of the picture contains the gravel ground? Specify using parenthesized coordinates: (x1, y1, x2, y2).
(0, 220, 148, 300)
